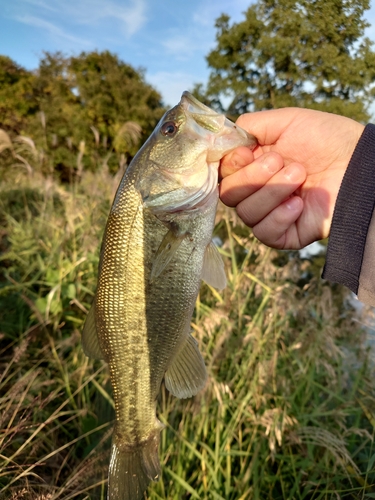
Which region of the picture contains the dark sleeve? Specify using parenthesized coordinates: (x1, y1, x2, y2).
(322, 124, 375, 305)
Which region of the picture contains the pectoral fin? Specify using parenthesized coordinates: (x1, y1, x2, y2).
(164, 334, 207, 399)
(81, 303, 106, 360)
(151, 229, 185, 281)
(201, 240, 227, 290)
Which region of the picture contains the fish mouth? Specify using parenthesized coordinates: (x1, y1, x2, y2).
(137, 92, 258, 217)
(180, 91, 258, 152)
(180, 91, 216, 116)
(180, 92, 226, 134)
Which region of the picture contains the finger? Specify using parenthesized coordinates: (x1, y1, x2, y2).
(220, 152, 284, 207)
(235, 162, 306, 226)
(220, 147, 255, 179)
(236, 108, 300, 146)
(251, 196, 304, 249)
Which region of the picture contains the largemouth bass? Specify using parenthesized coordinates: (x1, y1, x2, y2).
(82, 91, 257, 499)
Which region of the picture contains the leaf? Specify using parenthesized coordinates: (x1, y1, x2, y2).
(203, 0, 375, 121)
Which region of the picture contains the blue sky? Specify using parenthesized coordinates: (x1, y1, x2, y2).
(1, 0, 375, 107)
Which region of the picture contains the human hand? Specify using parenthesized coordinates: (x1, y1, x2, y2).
(219, 108, 364, 249)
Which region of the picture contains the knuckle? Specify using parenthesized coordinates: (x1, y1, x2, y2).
(240, 164, 257, 186)
(236, 200, 255, 227)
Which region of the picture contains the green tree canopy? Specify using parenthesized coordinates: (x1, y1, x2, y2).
(0, 56, 37, 133)
(70, 51, 162, 146)
(0, 51, 165, 178)
(199, 0, 375, 121)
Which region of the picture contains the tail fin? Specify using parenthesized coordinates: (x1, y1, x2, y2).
(108, 431, 161, 500)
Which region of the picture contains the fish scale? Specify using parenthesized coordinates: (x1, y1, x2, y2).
(82, 91, 257, 499)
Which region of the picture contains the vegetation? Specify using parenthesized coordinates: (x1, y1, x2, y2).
(195, 0, 375, 120)
(0, 51, 165, 179)
(1, 136, 375, 499)
(1, 1, 375, 498)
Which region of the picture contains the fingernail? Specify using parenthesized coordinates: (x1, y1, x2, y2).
(285, 196, 301, 211)
(260, 155, 280, 174)
(284, 164, 303, 182)
(230, 152, 246, 169)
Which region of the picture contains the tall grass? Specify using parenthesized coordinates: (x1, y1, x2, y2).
(1, 154, 375, 498)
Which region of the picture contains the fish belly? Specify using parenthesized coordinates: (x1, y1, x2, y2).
(95, 180, 214, 499)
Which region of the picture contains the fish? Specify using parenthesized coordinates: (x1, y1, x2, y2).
(81, 91, 257, 500)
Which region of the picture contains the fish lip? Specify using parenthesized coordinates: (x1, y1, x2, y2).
(180, 91, 258, 151)
(180, 91, 212, 115)
(180, 92, 226, 134)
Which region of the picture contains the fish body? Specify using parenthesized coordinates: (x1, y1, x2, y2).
(82, 92, 257, 499)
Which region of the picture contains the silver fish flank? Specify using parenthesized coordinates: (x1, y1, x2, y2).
(82, 91, 258, 499)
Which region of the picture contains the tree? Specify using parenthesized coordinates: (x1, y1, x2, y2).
(69, 51, 163, 151)
(0, 51, 165, 179)
(0, 56, 37, 134)
(200, 0, 375, 121)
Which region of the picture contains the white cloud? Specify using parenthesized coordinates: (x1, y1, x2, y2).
(67, 0, 147, 37)
(11, 0, 147, 39)
(160, 24, 215, 61)
(15, 14, 92, 46)
(158, 0, 252, 63)
(114, 0, 147, 37)
(23, 0, 57, 12)
(160, 34, 201, 59)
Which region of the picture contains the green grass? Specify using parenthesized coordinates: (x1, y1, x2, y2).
(1, 166, 375, 499)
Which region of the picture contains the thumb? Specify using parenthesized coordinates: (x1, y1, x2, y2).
(236, 108, 301, 146)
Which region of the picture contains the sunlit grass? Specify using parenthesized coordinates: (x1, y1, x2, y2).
(1, 166, 375, 499)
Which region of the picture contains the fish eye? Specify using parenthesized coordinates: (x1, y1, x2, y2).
(161, 121, 178, 137)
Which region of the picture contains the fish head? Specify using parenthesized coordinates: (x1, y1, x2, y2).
(135, 91, 257, 214)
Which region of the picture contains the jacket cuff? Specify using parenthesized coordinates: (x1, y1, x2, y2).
(322, 124, 375, 293)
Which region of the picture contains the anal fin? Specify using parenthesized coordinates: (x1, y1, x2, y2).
(164, 334, 207, 399)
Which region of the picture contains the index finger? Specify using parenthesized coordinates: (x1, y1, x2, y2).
(220, 152, 284, 207)
(220, 146, 255, 179)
